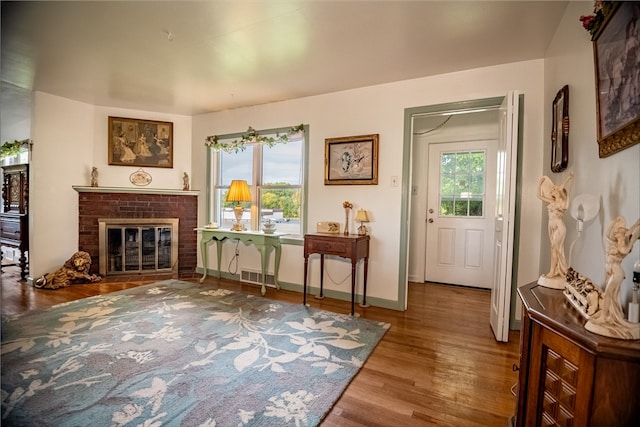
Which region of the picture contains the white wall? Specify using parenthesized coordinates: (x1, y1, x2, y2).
(28, 92, 192, 279)
(543, 2, 640, 308)
(192, 59, 547, 309)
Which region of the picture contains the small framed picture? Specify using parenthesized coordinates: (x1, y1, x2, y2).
(108, 116, 173, 168)
(324, 134, 379, 185)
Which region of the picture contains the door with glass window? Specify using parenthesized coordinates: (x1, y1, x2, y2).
(425, 140, 497, 288)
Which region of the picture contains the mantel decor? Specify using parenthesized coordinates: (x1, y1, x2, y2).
(205, 124, 304, 153)
(324, 134, 379, 185)
(108, 116, 173, 168)
(591, 1, 640, 158)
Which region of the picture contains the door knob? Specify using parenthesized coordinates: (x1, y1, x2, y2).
(428, 208, 434, 214)
(428, 218, 434, 223)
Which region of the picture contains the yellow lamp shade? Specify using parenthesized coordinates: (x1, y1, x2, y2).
(226, 180, 251, 203)
(354, 209, 370, 223)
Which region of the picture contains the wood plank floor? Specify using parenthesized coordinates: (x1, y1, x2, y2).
(1, 265, 520, 426)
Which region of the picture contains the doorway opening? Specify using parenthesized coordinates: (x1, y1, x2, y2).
(400, 95, 522, 342)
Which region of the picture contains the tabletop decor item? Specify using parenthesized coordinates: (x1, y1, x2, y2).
(536, 173, 574, 289)
(262, 218, 276, 234)
(584, 216, 640, 340)
(108, 116, 173, 168)
(227, 179, 251, 231)
(355, 208, 370, 236)
(342, 200, 353, 235)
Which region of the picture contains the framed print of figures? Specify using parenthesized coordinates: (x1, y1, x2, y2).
(324, 134, 379, 185)
(593, 2, 640, 158)
(108, 117, 173, 168)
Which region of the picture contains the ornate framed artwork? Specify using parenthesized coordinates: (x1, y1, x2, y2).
(324, 134, 379, 185)
(108, 116, 173, 168)
(551, 85, 569, 172)
(592, 1, 640, 158)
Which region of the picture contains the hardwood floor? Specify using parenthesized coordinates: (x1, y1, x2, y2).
(1, 265, 520, 426)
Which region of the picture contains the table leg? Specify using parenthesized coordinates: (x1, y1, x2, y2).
(315, 254, 325, 300)
(360, 256, 370, 308)
(350, 260, 357, 316)
(273, 242, 281, 290)
(199, 238, 209, 283)
(257, 244, 268, 295)
(215, 239, 223, 279)
(303, 256, 309, 307)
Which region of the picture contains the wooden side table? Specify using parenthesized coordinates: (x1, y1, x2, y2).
(303, 233, 370, 316)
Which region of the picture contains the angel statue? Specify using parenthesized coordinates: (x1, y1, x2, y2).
(585, 216, 640, 340)
(537, 173, 574, 289)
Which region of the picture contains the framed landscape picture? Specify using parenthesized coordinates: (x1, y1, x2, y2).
(108, 116, 173, 168)
(324, 134, 379, 185)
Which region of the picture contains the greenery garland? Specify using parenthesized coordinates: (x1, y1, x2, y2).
(0, 140, 29, 159)
(205, 124, 305, 153)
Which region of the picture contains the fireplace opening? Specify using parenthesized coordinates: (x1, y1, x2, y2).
(98, 218, 179, 277)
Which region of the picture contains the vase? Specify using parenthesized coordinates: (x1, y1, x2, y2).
(344, 209, 350, 235)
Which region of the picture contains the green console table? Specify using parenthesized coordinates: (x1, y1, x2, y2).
(196, 228, 284, 295)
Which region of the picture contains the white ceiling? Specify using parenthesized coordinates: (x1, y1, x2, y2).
(1, 0, 568, 122)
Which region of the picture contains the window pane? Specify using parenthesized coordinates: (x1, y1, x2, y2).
(263, 139, 302, 185)
(439, 149, 486, 218)
(220, 146, 253, 185)
(455, 152, 470, 173)
(454, 200, 468, 216)
(260, 188, 301, 234)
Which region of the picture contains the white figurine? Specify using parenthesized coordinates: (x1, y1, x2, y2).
(537, 173, 574, 289)
(585, 217, 640, 339)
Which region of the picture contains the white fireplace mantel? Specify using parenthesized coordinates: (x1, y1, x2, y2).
(73, 186, 199, 196)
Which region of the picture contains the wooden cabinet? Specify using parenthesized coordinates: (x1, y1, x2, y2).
(516, 281, 640, 427)
(1, 164, 29, 279)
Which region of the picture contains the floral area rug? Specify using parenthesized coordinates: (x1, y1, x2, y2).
(1, 280, 389, 427)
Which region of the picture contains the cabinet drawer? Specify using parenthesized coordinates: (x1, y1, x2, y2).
(0, 219, 21, 240)
(306, 239, 348, 256)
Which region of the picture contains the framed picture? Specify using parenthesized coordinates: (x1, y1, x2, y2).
(593, 2, 640, 158)
(108, 116, 173, 168)
(324, 134, 378, 185)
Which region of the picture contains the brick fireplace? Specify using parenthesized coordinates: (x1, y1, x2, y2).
(74, 186, 198, 278)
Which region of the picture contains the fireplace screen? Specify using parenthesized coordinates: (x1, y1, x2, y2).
(99, 219, 179, 276)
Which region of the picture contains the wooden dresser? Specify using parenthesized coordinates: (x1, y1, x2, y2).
(1, 163, 29, 279)
(516, 281, 640, 426)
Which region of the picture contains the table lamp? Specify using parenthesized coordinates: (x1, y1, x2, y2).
(227, 180, 251, 231)
(355, 209, 370, 236)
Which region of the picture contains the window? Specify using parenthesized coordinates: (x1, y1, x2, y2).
(439, 150, 486, 217)
(208, 126, 307, 236)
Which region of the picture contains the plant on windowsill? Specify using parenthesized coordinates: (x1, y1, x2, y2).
(205, 124, 304, 153)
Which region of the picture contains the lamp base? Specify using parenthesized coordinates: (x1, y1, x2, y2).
(231, 222, 246, 231)
(231, 205, 246, 231)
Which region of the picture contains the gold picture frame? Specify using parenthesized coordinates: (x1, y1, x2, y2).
(324, 134, 379, 185)
(108, 116, 173, 168)
(593, 2, 640, 158)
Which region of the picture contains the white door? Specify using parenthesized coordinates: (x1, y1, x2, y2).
(425, 140, 497, 288)
(490, 92, 519, 343)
